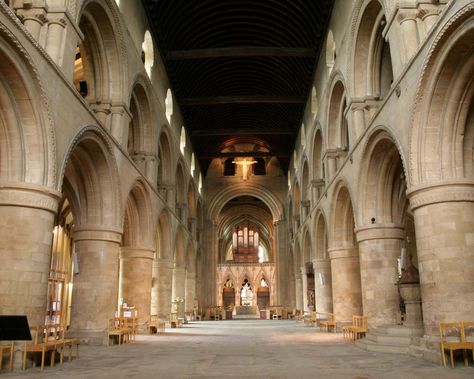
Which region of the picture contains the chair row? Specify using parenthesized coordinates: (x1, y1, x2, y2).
(107, 317, 138, 346)
(439, 321, 474, 368)
(19, 324, 80, 372)
(342, 316, 368, 341)
(302, 311, 337, 332)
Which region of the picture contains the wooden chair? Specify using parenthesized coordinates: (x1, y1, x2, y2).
(303, 311, 317, 326)
(463, 322, 474, 364)
(148, 314, 166, 334)
(439, 322, 470, 368)
(22, 325, 57, 371)
(124, 317, 138, 342)
(320, 313, 336, 332)
(57, 325, 80, 362)
(342, 316, 368, 341)
(107, 318, 127, 346)
(272, 308, 282, 320)
(0, 341, 14, 373)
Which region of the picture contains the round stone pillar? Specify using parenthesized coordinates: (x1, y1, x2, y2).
(172, 267, 186, 301)
(312, 258, 333, 313)
(70, 226, 122, 344)
(151, 258, 174, 319)
(295, 271, 303, 310)
(185, 271, 196, 314)
(300, 267, 309, 312)
(45, 19, 66, 64)
(329, 247, 362, 323)
(355, 224, 405, 327)
(407, 181, 474, 335)
(397, 10, 420, 62)
(120, 247, 154, 332)
(0, 184, 60, 325)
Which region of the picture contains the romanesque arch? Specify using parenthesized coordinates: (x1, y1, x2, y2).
(328, 180, 362, 323)
(313, 210, 332, 313)
(121, 179, 155, 329)
(408, 3, 474, 334)
(356, 128, 408, 326)
(157, 128, 173, 186)
(61, 127, 121, 340)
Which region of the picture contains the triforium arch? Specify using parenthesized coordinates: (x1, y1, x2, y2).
(157, 127, 173, 187)
(407, 3, 474, 335)
(313, 209, 332, 313)
(175, 160, 187, 222)
(356, 128, 408, 326)
(60, 126, 121, 341)
(128, 76, 157, 158)
(301, 158, 310, 210)
(75, 0, 126, 110)
(326, 73, 349, 162)
(351, 0, 393, 99)
(328, 179, 362, 323)
(121, 178, 156, 330)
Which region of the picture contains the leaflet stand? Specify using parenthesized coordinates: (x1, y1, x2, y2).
(0, 316, 32, 341)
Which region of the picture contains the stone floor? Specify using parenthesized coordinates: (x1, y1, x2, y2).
(3, 320, 473, 378)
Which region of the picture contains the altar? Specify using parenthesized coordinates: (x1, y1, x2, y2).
(233, 305, 259, 319)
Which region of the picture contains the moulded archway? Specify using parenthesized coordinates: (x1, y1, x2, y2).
(328, 181, 362, 323)
(408, 4, 474, 335)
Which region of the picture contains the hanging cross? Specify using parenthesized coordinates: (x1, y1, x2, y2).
(233, 158, 257, 181)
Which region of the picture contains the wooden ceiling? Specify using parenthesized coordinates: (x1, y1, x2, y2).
(142, 0, 334, 174)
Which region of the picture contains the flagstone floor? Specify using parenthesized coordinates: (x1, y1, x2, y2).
(3, 319, 473, 379)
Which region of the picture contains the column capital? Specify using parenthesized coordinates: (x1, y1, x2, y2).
(0, 182, 60, 213)
(120, 247, 155, 260)
(328, 247, 358, 260)
(397, 8, 418, 24)
(407, 180, 474, 211)
(355, 223, 405, 243)
(73, 225, 122, 243)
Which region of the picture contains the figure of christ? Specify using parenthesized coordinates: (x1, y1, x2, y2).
(233, 158, 257, 181)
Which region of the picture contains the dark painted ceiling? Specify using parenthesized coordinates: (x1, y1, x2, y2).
(142, 0, 334, 174)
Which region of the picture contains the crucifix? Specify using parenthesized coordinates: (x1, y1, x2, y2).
(233, 158, 257, 181)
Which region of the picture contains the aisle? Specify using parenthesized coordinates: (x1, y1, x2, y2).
(4, 320, 472, 379)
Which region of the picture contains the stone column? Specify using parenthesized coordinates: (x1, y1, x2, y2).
(295, 271, 303, 310)
(45, 18, 66, 64)
(355, 224, 405, 327)
(273, 220, 286, 305)
(407, 182, 474, 335)
(70, 226, 122, 344)
(329, 247, 362, 323)
(300, 267, 309, 312)
(313, 258, 332, 313)
(172, 267, 186, 302)
(120, 247, 154, 332)
(185, 271, 196, 314)
(150, 258, 174, 319)
(0, 184, 60, 325)
(110, 103, 132, 147)
(311, 179, 325, 204)
(145, 155, 158, 184)
(91, 101, 111, 128)
(397, 10, 419, 62)
(17, 10, 47, 42)
(326, 150, 338, 179)
(349, 103, 366, 140)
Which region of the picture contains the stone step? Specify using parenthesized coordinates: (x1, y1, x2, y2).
(366, 333, 412, 346)
(372, 325, 422, 337)
(356, 338, 409, 354)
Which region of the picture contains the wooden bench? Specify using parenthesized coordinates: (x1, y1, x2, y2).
(107, 318, 131, 346)
(22, 325, 57, 371)
(319, 312, 337, 332)
(342, 315, 368, 341)
(0, 341, 14, 373)
(148, 314, 166, 334)
(57, 325, 80, 363)
(439, 322, 473, 368)
(303, 311, 317, 326)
